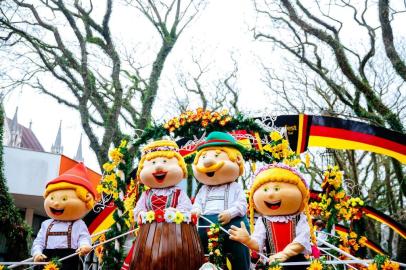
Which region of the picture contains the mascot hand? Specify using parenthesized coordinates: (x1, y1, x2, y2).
(229, 222, 260, 250)
(218, 211, 231, 225)
(34, 254, 47, 262)
(76, 245, 92, 256)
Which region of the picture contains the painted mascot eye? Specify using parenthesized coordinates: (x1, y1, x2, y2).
(263, 187, 269, 192)
(62, 196, 68, 201)
(274, 186, 280, 191)
(163, 159, 167, 163)
(152, 161, 156, 165)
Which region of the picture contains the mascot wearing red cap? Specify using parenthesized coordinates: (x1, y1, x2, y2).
(31, 163, 96, 270)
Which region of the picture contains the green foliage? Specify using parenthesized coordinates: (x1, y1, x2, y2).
(0, 106, 31, 261)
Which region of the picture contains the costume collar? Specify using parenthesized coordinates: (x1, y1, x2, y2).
(263, 213, 299, 223)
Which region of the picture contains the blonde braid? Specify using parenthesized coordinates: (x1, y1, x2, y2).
(249, 199, 255, 234)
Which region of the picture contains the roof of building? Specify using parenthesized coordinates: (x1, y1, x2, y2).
(6, 117, 44, 152)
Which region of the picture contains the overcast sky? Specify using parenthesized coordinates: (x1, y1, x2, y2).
(2, 0, 405, 173)
(2, 0, 274, 172)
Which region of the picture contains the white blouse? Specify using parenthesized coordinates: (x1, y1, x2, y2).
(31, 219, 91, 256)
(192, 182, 247, 218)
(133, 187, 192, 218)
(250, 213, 312, 255)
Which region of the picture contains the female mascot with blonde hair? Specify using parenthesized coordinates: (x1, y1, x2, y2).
(229, 163, 316, 270)
(130, 140, 204, 270)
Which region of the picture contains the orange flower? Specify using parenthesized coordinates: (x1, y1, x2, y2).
(202, 120, 209, 127)
(44, 262, 59, 270)
(381, 260, 400, 270)
(367, 263, 378, 270)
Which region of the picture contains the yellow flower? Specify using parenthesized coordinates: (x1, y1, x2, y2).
(381, 260, 400, 270)
(349, 231, 357, 239)
(269, 266, 282, 270)
(359, 236, 367, 246)
(270, 131, 283, 141)
(367, 263, 378, 270)
(146, 211, 155, 223)
(103, 162, 115, 172)
(44, 262, 59, 270)
(305, 153, 310, 168)
(0, 265, 5, 270)
(174, 211, 184, 224)
(214, 249, 221, 256)
(109, 148, 123, 163)
(307, 259, 323, 270)
(119, 140, 127, 148)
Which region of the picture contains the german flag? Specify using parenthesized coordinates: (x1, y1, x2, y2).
(307, 115, 406, 164)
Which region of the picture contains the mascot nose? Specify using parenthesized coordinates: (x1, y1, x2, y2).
(203, 158, 216, 167)
(155, 164, 164, 171)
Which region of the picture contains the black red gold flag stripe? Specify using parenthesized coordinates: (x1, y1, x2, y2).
(307, 115, 406, 164)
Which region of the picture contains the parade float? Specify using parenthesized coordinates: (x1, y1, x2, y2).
(1, 108, 405, 270)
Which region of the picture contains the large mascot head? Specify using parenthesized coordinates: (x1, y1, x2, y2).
(193, 131, 245, 186)
(44, 163, 96, 221)
(137, 140, 187, 189)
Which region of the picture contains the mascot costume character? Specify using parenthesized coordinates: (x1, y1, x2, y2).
(192, 131, 250, 270)
(229, 163, 316, 269)
(32, 163, 96, 270)
(130, 140, 204, 270)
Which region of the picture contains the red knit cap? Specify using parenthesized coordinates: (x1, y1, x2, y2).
(46, 163, 97, 198)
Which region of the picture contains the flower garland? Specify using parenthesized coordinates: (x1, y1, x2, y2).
(95, 233, 106, 264)
(308, 165, 366, 257)
(137, 209, 198, 225)
(97, 138, 138, 269)
(164, 108, 232, 131)
(367, 255, 400, 270)
(207, 223, 224, 268)
(263, 131, 301, 167)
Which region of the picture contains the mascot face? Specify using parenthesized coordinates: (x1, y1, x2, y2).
(253, 181, 302, 216)
(140, 156, 184, 188)
(44, 189, 92, 221)
(193, 149, 241, 186)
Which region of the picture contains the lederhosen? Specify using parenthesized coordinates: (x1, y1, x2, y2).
(144, 188, 181, 211)
(263, 216, 307, 270)
(198, 183, 251, 270)
(36, 220, 81, 270)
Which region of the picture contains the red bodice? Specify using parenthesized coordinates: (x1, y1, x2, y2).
(264, 219, 296, 253)
(145, 189, 181, 211)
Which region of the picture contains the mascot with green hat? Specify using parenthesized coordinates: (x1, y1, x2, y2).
(192, 131, 250, 270)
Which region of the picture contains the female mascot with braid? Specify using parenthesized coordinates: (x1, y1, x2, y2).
(229, 163, 316, 270)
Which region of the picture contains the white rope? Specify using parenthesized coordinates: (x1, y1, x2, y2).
(8, 229, 112, 269)
(319, 247, 357, 270)
(316, 237, 368, 266)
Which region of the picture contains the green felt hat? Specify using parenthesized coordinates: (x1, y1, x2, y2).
(197, 131, 245, 152)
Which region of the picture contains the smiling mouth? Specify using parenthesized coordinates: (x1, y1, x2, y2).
(265, 200, 281, 210)
(206, 171, 215, 177)
(152, 171, 167, 183)
(50, 207, 65, 216)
